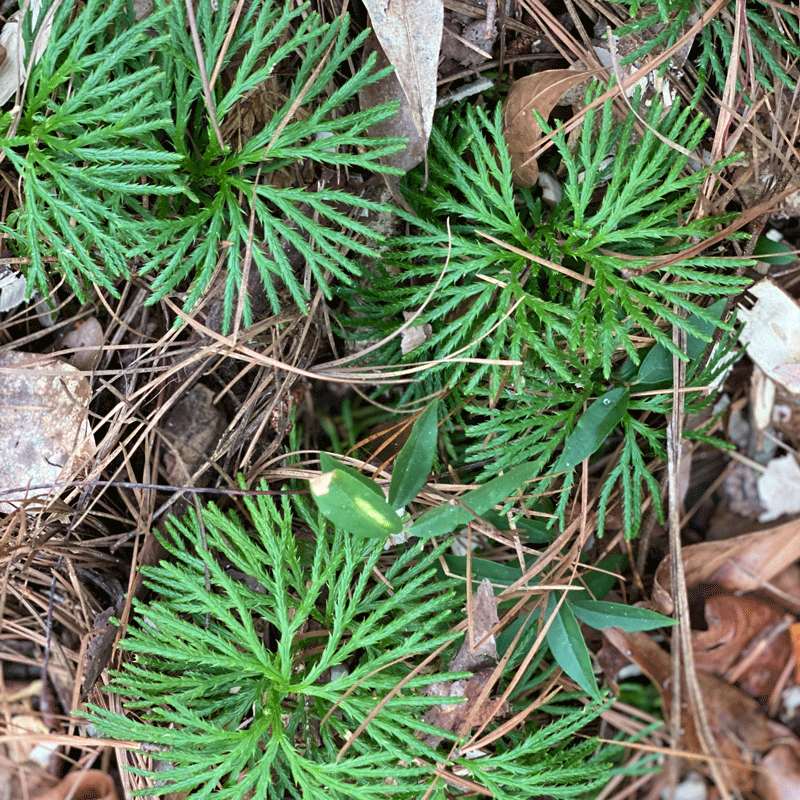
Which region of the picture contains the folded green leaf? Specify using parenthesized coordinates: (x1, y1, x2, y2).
(310, 469, 402, 539)
(388, 401, 439, 509)
(320, 452, 385, 499)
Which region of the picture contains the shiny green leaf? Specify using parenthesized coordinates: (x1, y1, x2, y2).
(552, 387, 629, 473)
(310, 469, 402, 539)
(389, 401, 439, 509)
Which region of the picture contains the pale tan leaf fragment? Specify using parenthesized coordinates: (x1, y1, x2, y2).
(359, 31, 428, 173)
(400, 311, 431, 354)
(450, 578, 499, 672)
(502, 70, 588, 187)
(738, 279, 800, 395)
(758, 453, 800, 522)
(0, 350, 95, 512)
(361, 0, 442, 156)
(758, 746, 800, 800)
(0, 0, 59, 106)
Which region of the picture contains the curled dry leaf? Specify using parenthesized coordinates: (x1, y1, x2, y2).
(58, 316, 104, 371)
(31, 769, 118, 800)
(0, 350, 95, 512)
(502, 70, 588, 187)
(692, 594, 790, 697)
(600, 628, 799, 791)
(759, 745, 800, 800)
(652, 518, 800, 616)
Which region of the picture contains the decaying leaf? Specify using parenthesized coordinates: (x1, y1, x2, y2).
(601, 627, 800, 790)
(422, 579, 508, 747)
(759, 745, 800, 800)
(400, 311, 432, 354)
(0, 350, 95, 512)
(739, 279, 800, 395)
(692, 594, 790, 697)
(502, 70, 588, 187)
(360, 0, 442, 170)
(451, 578, 500, 672)
(359, 32, 427, 173)
(652, 518, 800, 615)
(0, 0, 58, 106)
(161, 384, 226, 486)
(758, 453, 800, 522)
(57, 316, 104, 371)
(0, 262, 27, 312)
(30, 769, 118, 800)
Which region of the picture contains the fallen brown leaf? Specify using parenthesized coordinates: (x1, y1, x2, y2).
(502, 70, 588, 187)
(692, 594, 791, 697)
(652, 519, 800, 615)
(601, 627, 794, 790)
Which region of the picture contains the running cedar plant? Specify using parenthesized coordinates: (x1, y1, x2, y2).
(339, 89, 747, 540)
(607, 0, 800, 93)
(1, 0, 403, 328)
(84, 488, 651, 799)
(310, 400, 676, 699)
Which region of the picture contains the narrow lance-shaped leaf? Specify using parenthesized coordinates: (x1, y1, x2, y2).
(552, 387, 629, 473)
(388, 401, 438, 509)
(544, 591, 601, 699)
(310, 469, 402, 539)
(570, 598, 676, 632)
(410, 461, 532, 540)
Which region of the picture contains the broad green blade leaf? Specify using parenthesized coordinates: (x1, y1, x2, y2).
(389, 401, 439, 509)
(635, 298, 727, 388)
(310, 469, 402, 539)
(409, 462, 532, 540)
(552, 387, 629, 473)
(320, 452, 384, 499)
(570, 599, 675, 632)
(544, 592, 600, 699)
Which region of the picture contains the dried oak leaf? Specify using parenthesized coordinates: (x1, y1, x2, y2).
(502, 69, 588, 187)
(652, 518, 800, 615)
(601, 628, 800, 791)
(692, 594, 790, 698)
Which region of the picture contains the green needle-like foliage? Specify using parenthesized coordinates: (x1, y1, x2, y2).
(608, 0, 800, 93)
(3, 0, 404, 328)
(86, 491, 631, 798)
(0, 0, 186, 297)
(342, 90, 749, 538)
